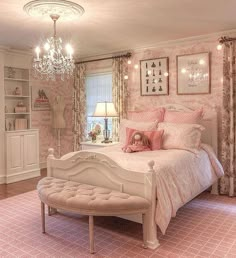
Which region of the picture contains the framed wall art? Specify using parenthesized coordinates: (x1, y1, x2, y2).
(177, 52, 210, 95)
(140, 57, 169, 96)
(31, 86, 50, 111)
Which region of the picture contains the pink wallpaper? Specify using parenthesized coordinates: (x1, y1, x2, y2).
(31, 78, 74, 164)
(127, 38, 224, 154)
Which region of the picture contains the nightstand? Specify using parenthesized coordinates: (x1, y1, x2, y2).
(80, 141, 119, 150)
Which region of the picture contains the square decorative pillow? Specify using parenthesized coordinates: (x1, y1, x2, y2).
(157, 122, 205, 152)
(163, 108, 203, 124)
(119, 119, 158, 144)
(124, 127, 164, 150)
(128, 107, 165, 122)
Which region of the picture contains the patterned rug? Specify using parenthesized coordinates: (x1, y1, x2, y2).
(0, 191, 236, 258)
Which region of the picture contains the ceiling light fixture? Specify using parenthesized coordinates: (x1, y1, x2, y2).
(23, 0, 85, 81)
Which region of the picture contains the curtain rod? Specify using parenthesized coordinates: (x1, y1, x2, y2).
(75, 52, 131, 64)
(219, 36, 236, 44)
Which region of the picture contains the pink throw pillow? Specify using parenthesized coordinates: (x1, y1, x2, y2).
(128, 108, 165, 122)
(124, 127, 164, 150)
(119, 119, 158, 144)
(163, 108, 203, 124)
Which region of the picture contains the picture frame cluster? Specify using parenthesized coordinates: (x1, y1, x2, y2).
(140, 52, 210, 96)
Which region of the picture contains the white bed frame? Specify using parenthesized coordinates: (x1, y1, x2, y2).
(47, 104, 219, 249)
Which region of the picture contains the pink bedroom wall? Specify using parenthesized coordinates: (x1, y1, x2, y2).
(127, 37, 224, 154)
(31, 78, 74, 164)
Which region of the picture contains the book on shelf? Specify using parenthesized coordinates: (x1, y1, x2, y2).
(15, 119, 28, 130)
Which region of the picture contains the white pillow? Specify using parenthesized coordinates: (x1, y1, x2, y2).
(157, 122, 205, 152)
(119, 119, 158, 144)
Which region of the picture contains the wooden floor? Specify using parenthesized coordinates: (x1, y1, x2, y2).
(0, 169, 47, 200)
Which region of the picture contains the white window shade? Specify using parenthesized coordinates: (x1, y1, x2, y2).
(86, 73, 112, 137)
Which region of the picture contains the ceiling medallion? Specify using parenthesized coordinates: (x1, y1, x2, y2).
(23, 0, 85, 20)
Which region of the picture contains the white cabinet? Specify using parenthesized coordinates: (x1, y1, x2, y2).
(6, 129, 40, 183)
(4, 66, 31, 131)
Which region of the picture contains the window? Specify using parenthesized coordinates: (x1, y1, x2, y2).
(86, 73, 112, 137)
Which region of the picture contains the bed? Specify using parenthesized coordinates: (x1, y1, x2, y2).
(46, 104, 224, 249)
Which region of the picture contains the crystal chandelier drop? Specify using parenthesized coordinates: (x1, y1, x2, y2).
(33, 14, 75, 81)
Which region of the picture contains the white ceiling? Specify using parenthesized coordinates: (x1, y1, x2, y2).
(0, 0, 236, 59)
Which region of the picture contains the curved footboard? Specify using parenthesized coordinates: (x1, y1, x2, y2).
(47, 148, 160, 249)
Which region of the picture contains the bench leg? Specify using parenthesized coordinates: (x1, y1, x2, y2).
(41, 202, 46, 233)
(89, 216, 94, 254)
(48, 206, 57, 216)
(142, 213, 147, 249)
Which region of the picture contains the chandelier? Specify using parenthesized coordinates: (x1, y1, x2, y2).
(23, 0, 85, 81)
(34, 14, 74, 81)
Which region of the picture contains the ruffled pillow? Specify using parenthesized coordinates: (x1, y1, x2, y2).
(119, 119, 158, 144)
(128, 108, 165, 122)
(158, 122, 205, 152)
(163, 108, 203, 124)
(124, 127, 164, 150)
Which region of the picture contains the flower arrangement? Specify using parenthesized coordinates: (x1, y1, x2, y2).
(88, 130, 98, 142)
(88, 131, 97, 138)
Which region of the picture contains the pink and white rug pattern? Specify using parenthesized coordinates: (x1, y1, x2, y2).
(0, 191, 236, 258)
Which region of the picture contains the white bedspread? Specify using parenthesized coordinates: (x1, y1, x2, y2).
(78, 143, 224, 234)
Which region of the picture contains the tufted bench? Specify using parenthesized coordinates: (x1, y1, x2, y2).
(37, 177, 150, 254)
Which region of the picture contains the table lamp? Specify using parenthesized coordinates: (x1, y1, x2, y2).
(93, 102, 118, 143)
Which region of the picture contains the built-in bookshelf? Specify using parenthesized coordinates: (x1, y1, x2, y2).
(4, 66, 31, 131)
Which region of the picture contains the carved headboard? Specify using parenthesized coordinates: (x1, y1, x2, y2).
(160, 104, 218, 155)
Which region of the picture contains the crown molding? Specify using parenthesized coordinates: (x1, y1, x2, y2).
(76, 28, 236, 61)
(132, 29, 236, 53)
(0, 45, 32, 56)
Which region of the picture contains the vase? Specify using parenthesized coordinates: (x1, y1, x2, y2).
(92, 136, 96, 143)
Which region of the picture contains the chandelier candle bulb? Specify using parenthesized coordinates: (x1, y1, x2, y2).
(35, 46, 40, 60)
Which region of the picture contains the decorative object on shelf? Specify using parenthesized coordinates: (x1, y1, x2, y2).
(140, 57, 169, 96)
(177, 52, 210, 95)
(24, 0, 85, 81)
(31, 86, 50, 111)
(15, 101, 27, 113)
(93, 102, 118, 143)
(5, 118, 15, 131)
(6, 67, 16, 78)
(13, 87, 22, 96)
(88, 131, 97, 143)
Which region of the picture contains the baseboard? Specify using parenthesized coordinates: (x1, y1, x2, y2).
(40, 162, 47, 169)
(0, 175, 6, 184)
(6, 169, 40, 184)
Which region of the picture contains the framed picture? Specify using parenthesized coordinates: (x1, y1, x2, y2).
(31, 86, 50, 111)
(140, 57, 169, 96)
(177, 52, 210, 95)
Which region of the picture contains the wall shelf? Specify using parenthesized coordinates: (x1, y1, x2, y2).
(5, 95, 30, 98)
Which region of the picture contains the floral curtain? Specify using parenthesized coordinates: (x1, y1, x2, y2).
(72, 63, 86, 151)
(112, 57, 129, 141)
(220, 41, 236, 196)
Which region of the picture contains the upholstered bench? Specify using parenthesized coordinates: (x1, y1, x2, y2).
(37, 177, 150, 254)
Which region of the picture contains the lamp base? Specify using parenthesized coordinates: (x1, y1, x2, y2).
(102, 139, 112, 143)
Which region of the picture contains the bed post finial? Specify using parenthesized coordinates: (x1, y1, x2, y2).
(48, 148, 55, 158)
(148, 160, 155, 173)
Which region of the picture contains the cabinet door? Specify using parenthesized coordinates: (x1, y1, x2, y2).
(23, 132, 39, 170)
(6, 134, 24, 174)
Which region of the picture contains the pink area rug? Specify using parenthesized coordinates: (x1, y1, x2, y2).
(0, 191, 236, 258)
